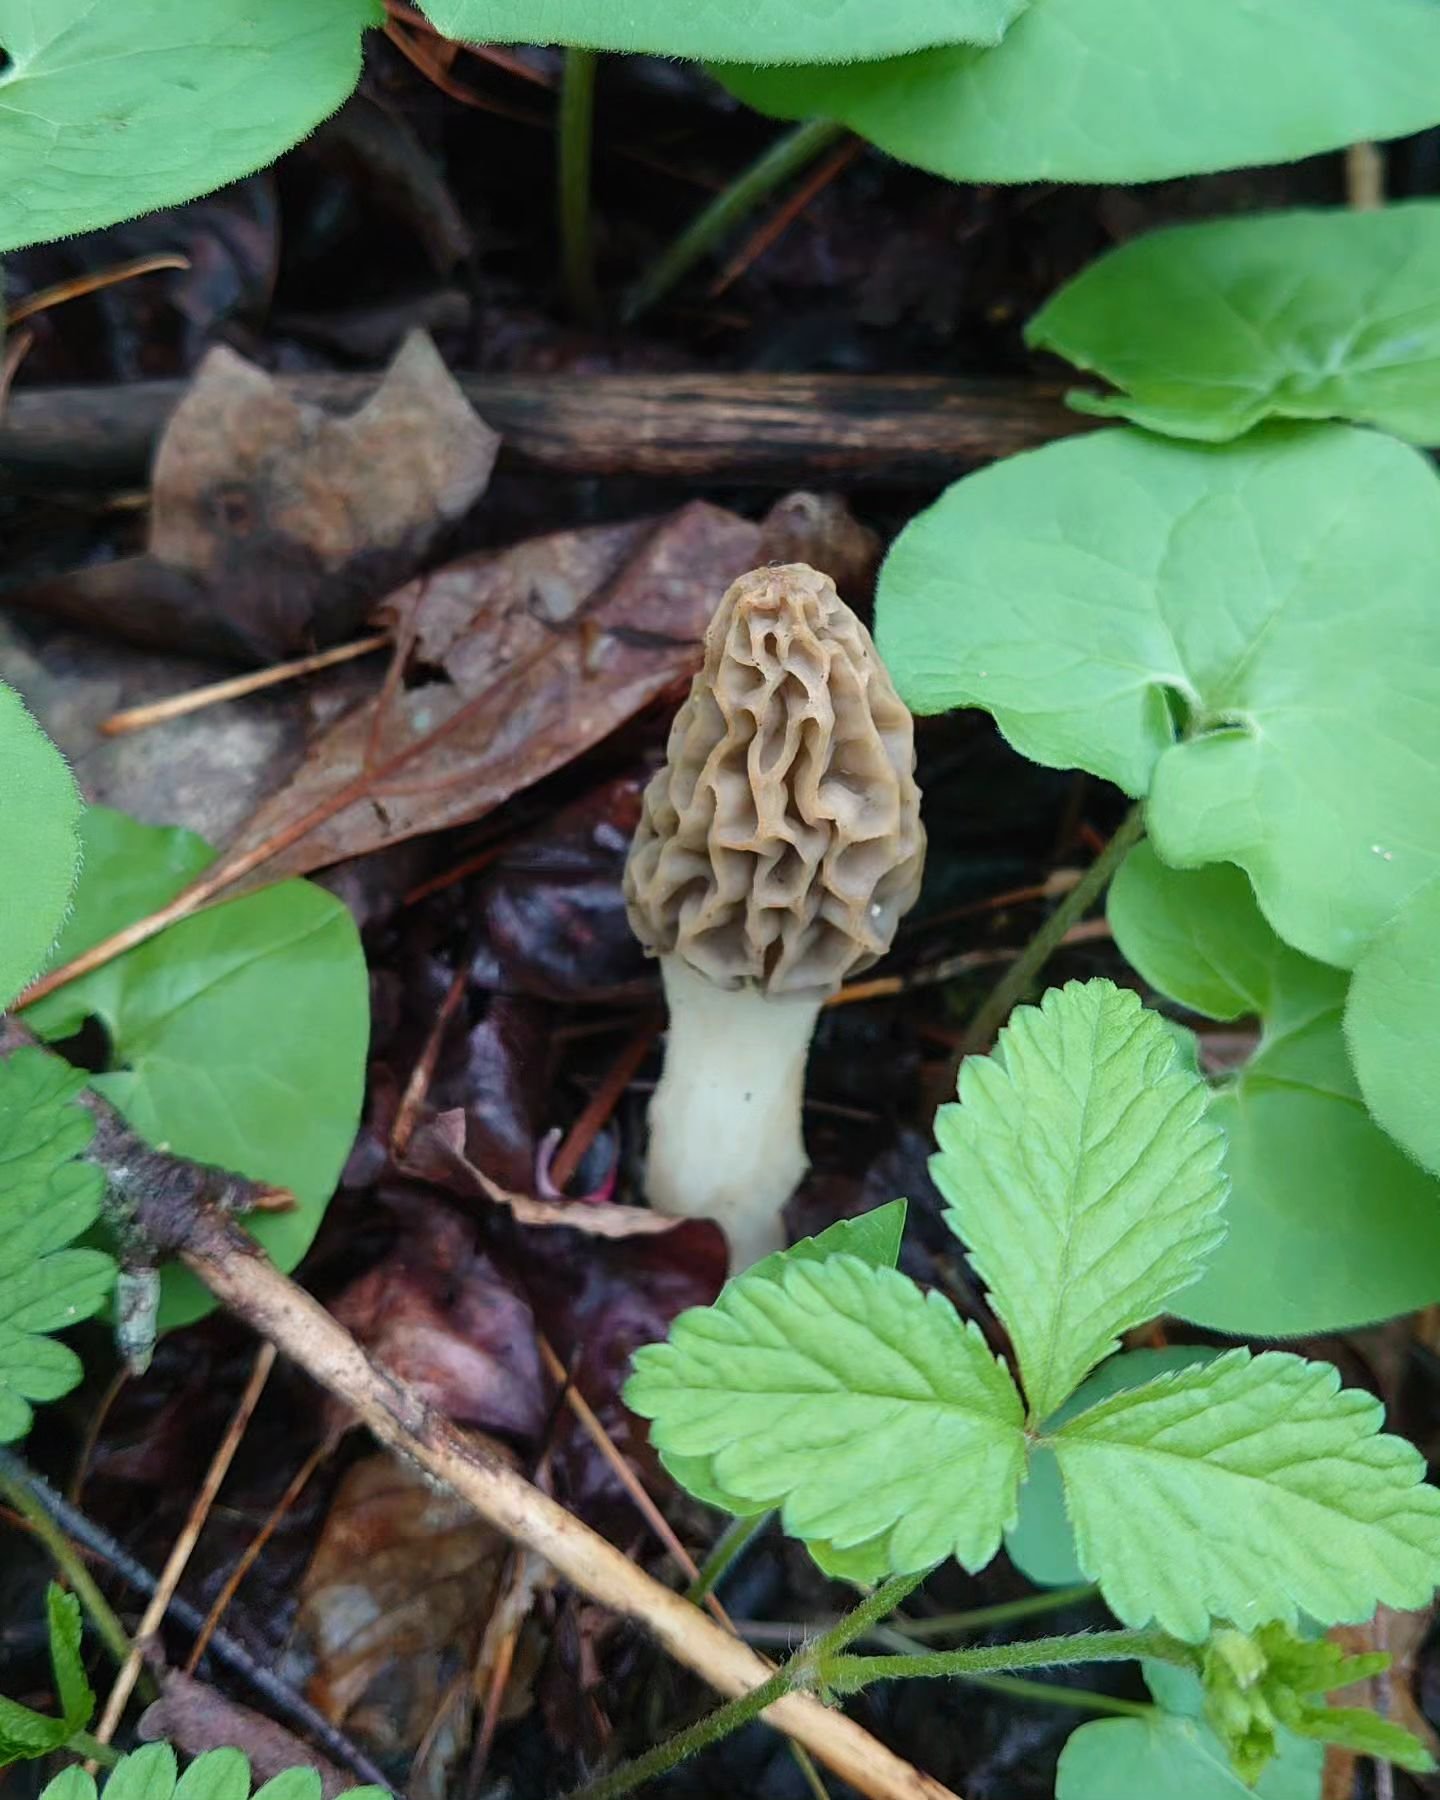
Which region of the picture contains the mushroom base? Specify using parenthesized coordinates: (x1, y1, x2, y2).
(645, 956, 824, 1271)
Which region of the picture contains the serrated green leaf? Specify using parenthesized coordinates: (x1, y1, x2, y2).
(748, 1199, 907, 1283)
(627, 1255, 1026, 1574)
(41, 1772, 96, 1800)
(1006, 1346, 1219, 1589)
(877, 423, 1440, 971)
(1051, 1349, 1440, 1642)
(424, 0, 1019, 62)
(1057, 1710, 1322, 1800)
(28, 807, 369, 1333)
(1028, 204, 1440, 446)
(1111, 844, 1440, 1334)
(0, 681, 82, 1011)
(251, 1772, 323, 1800)
(0, 1048, 114, 1443)
(0, 0, 378, 255)
(717, 0, 1440, 185)
(1346, 875, 1440, 1180)
(97, 1745, 178, 1800)
(46, 1587, 92, 1734)
(933, 980, 1226, 1421)
(174, 1751, 250, 1800)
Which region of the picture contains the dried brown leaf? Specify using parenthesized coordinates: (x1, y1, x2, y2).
(218, 500, 762, 883)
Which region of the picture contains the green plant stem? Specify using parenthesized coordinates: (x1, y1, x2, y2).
(825, 1627, 1196, 1694)
(962, 801, 1147, 1055)
(558, 47, 600, 324)
(0, 1466, 135, 1676)
(898, 1582, 1100, 1640)
(67, 1729, 120, 1769)
(566, 1570, 927, 1800)
(685, 1511, 772, 1605)
(953, 1672, 1154, 1720)
(623, 118, 848, 323)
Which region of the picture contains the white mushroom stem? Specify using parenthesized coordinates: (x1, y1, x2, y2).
(646, 955, 824, 1271)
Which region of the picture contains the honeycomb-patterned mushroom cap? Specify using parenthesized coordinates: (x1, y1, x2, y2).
(624, 563, 926, 997)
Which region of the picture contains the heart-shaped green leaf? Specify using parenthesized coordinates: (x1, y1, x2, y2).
(877, 424, 1440, 971)
(1346, 877, 1440, 1182)
(717, 0, 1440, 184)
(0, 0, 378, 254)
(424, 0, 1020, 62)
(1058, 1705, 1322, 1800)
(26, 808, 368, 1331)
(0, 683, 82, 1011)
(1109, 843, 1440, 1334)
(1028, 204, 1440, 445)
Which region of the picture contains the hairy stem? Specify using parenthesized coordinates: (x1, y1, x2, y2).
(67, 1730, 121, 1769)
(825, 1628, 1197, 1693)
(558, 47, 600, 323)
(624, 118, 848, 323)
(949, 1672, 1153, 1720)
(568, 1571, 930, 1800)
(0, 1465, 139, 1681)
(961, 801, 1147, 1056)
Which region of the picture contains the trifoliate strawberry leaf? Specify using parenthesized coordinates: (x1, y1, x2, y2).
(876, 423, 1440, 970)
(0, 1048, 115, 1444)
(1006, 1345, 1220, 1589)
(0, 680, 82, 1011)
(933, 980, 1226, 1422)
(1051, 1349, 1440, 1642)
(1110, 843, 1440, 1334)
(626, 1255, 1026, 1574)
(1027, 204, 1440, 446)
(27, 806, 368, 1333)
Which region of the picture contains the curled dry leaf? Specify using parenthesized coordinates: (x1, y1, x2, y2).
(754, 491, 883, 608)
(287, 1452, 512, 1756)
(9, 331, 498, 661)
(403, 1108, 712, 1241)
(218, 500, 762, 884)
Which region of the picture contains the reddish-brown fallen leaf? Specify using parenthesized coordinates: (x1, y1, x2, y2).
(138, 1670, 358, 1800)
(9, 332, 498, 661)
(217, 499, 762, 882)
(288, 1452, 511, 1754)
(1324, 1607, 1439, 1798)
(327, 1199, 544, 1440)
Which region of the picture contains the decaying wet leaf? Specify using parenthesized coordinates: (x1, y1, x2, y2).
(286, 1453, 513, 1757)
(754, 491, 882, 608)
(1323, 1606, 1439, 1797)
(327, 1200, 544, 1441)
(138, 1670, 357, 1799)
(218, 500, 762, 883)
(9, 332, 498, 662)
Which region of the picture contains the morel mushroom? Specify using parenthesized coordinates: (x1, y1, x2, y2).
(623, 563, 925, 1268)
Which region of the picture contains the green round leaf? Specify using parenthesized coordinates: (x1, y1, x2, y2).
(27, 808, 369, 1331)
(717, 0, 1440, 184)
(1110, 844, 1440, 1334)
(1006, 1346, 1218, 1589)
(877, 424, 1440, 970)
(1347, 876, 1440, 1179)
(424, 0, 1019, 62)
(0, 682, 82, 1011)
(1028, 204, 1440, 445)
(0, 0, 379, 254)
(1058, 1710, 1322, 1800)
